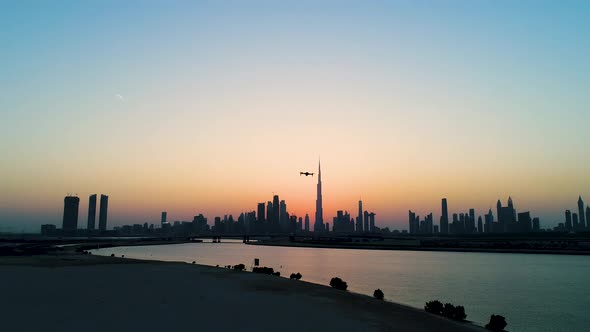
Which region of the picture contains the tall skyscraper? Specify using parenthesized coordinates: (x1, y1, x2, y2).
(518, 211, 532, 233)
(368, 212, 376, 232)
(497, 197, 516, 232)
(408, 210, 418, 234)
(279, 200, 287, 231)
(578, 196, 586, 229)
(364, 210, 369, 232)
(161, 211, 167, 226)
(257, 203, 265, 223)
(468, 208, 476, 233)
(532, 217, 540, 231)
(572, 212, 579, 230)
(304, 214, 310, 232)
(586, 206, 590, 230)
(477, 216, 483, 233)
(440, 198, 449, 234)
(272, 195, 280, 231)
(357, 200, 363, 233)
(266, 201, 273, 227)
(314, 160, 324, 232)
(565, 210, 572, 230)
(87, 194, 97, 230)
(62, 195, 80, 232)
(484, 209, 494, 233)
(98, 194, 109, 232)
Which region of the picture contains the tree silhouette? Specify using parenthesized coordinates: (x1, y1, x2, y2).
(485, 315, 507, 331)
(424, 300, 443, 315)
(329, 277, 348, 291)
(373, 289, 384, 300)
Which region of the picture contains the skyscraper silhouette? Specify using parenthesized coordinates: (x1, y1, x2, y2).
(477, 216, 483, 233)
(468, 208, 476, 233)
(62, 195, 80, 232)
(98, 194, 109, 232)
(368, 212, 376, 232)
(257, 203, 265, 223)
(266, 201, 273, 230)
(161, 211, 167, 226)
(484, 209, 494, 233)
(272, 195, 280, 231)
(408, 210, 418, 234)
(518, 211, 532, 232)
(87, 194, 97, 230)
(279, 200, 287, 231)
(578, 196, 586, 229)
(586, 206, 590, 230)
(314, 160, 324, 232)
(497, 197, 516, 232)
(357, 200, 363, 232)
(304, 213, 310, 232)
(440, 198, 449, 234)
(565, 210, 572, 231)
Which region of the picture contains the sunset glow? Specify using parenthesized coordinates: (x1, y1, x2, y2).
(1, 1, 589, 231)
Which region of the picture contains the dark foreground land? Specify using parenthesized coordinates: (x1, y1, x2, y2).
(0, 253, 486, 332)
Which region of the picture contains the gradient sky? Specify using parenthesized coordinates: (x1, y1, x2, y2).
(1, 1, 589, 232)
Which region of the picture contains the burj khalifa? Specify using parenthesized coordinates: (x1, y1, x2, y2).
(314, 160, 324, 232)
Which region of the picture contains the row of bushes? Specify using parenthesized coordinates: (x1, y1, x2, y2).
(424, 300, 467, 321)
(329, 277, 385, 302)
(219, 265, 506, 331)
(251, 266, 280, 276)
(425, 300, 507, 331)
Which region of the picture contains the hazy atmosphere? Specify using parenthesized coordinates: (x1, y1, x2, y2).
(2, 1, 589, 232)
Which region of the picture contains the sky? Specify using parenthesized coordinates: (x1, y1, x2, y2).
(1, 1, 589, 232)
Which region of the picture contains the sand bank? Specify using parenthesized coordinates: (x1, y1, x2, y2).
(0, 254, 486, 332)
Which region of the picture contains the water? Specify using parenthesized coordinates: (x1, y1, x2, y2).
(91, 242, 590, 332)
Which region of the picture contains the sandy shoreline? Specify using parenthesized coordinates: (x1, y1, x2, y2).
(0, 253, 486, 332)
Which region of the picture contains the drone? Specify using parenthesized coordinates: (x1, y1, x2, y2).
(300, 172, 314, 177)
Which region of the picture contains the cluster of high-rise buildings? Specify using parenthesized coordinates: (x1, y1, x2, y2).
(331, 200, 377, 233)
(107, 161, 378, 237)
(561, 196, 590, 232)
(195, 161, 378, 235)
(410, 196, 590, 235)
(410, 196, 541, 235)
(41, 194, 109, 235)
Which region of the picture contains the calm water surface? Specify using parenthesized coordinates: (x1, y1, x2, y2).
(91, 242, 590, 332)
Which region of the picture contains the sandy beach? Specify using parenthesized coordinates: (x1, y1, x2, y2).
(0, 254, 486, 332)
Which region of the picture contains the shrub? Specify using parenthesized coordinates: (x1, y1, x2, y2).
(252, 267, 275, 275)
(329, 277, 348, 291)
(485, 315, 507, 331)
(373, 289, 384, 300)
(233, 264, 245, 271)
(453, 305, 467, 321)
(290, 272, 303, 280)
(442, 303, 456, 319)
(425, 300, 466, 321)
(424, 300, 443, 315)
(272, 272, 280, 276)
